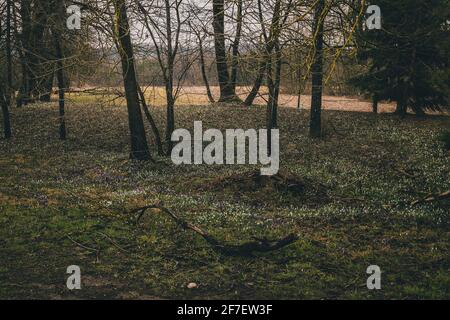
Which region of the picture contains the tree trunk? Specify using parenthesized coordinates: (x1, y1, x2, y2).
(39, 71, 54, 102)
(17, 0, 46, 104)
(230, 0, 243, 92)
(212, 0, 238, 102)
(296, 51, 304, 110)
(1, 0, 12, 139)
(137, 86, 164, 156)
(413, 106, 425, 117)
(395, 99, 407, 118)
(164, 0, 175, 155)
(243, 61, 266, 106)
(198, 36, 215, 103)
(16, 0, 54, 104)
(0, 85, 12, 139)
(113, 0, 151, 161)
(53, 25, 66, 140)
(395, 81, 408, 118)
(372, 94, 378, 114)
(15, 1, 29, 108)
(309, 0, 325, 138)
(244, 0, 283, 107)
(17, 0, 32, 106)
(29, 0, 48, 102)
(6, 0, 13, 103)
(165, 87, 175, 155)
(267, 47, 282, 130)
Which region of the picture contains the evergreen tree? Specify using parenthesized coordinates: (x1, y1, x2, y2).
(351, 0, 450, 117)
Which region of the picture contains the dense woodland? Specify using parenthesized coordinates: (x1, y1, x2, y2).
(0, 0, 449, 299)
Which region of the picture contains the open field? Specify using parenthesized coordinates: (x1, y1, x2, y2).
(0, 97, 449, 299)
(67, 86, 399, 113)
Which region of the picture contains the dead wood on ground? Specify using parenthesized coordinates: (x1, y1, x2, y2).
(411, 190, 450, 206)
(129, 203, 298, 257)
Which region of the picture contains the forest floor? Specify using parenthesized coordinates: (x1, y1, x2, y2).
(0, 97, 449, 299)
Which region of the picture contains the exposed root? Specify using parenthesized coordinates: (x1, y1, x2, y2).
(130, 204, 298, 257)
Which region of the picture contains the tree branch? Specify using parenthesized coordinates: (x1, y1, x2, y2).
(130, 204, 298, 257)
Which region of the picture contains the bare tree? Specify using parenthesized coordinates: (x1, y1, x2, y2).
(0, 85, 11, 139)
(189, 16, 215, 104)
(51, 0, 66, 140)
(230, 0, 243, 93)
(113, 0, 152, 160)
(136, 0, 194, 155)
(243, 0, 290, 107)
(212, 0, 239, 102)
(1, 0, 13, 139)
(15, 0, 55, 105)
(197, 28, 215, 103)
(309, 0, 325, 138)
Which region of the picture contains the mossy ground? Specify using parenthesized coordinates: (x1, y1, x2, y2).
(0, 97, 449, 299)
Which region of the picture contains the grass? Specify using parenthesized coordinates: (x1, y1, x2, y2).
(0, 97, 449, 299)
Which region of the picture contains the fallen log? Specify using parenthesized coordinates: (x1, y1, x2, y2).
(130, 204, 298, 257)
(62, 88, 118, 95)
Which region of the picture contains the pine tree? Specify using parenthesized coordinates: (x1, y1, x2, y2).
(351, 0, 450, 117)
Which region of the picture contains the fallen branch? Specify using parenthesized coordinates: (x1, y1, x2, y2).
(411, 190, 450, 206)
(332, 195, 366, 203)
(66, 235, 100, 263)
(391, 166, 417, 179)
(130, 204, 298, 257)
(63, 88, 117, 95)
(96, 231, 130, 253)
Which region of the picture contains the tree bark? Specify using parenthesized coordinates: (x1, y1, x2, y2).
(267, 47, 282, 130)
(372, 94, 378, 114)
(53, 17, 66, 140)
(137, 86, 164, 156)
(212, 0, 238, 102)
(198, 36, 215, 103)
(296, 51, 304, 110)
(266, 45, 282, 155)
(230, 0, 243, 92)
(29, 0, 49, 102)
(6, 0, 13, 101)
(55, 52, 66, 139)
(243, 61, 266, 106)
(309, 0, 325, 138)
(17, 0, 32, 106)
(11, 0, 26, 108)
(395, 99, 407, 118)
(0, 85, 12, 139)
(1, 0, 13, 139)
(39, 71, 54, 102)
(244, 0, 285, 107)
(164, 0, 175, 155)
(395, 81, 408, 118)
(113, 0, 151, 161)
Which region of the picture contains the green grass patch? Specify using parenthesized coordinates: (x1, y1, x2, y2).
(0, 100, 449, 299)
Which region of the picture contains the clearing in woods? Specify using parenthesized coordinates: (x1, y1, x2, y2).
(0, 95, 449, 299)
(68, 86, 399, 113)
